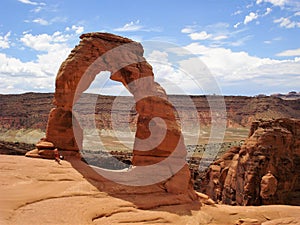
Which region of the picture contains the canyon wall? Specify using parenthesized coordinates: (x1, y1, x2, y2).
(1, 93, 300, 131)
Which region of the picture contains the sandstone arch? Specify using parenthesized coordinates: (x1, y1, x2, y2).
(26, 32, 196, 198)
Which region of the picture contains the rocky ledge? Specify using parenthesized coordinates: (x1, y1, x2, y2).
(1, 155, 300, 225)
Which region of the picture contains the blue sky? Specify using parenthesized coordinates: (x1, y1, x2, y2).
(0, 0, 300, 96)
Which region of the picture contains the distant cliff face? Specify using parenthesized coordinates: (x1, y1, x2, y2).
(1, 93, 300, 132)
(201, 118, 300, 206)
(271, 91, 300, 100)
(0, 93, 53, 130)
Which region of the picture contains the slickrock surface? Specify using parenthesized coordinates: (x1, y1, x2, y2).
(202, 118, 300, 206)
(1, 155, 300, 225)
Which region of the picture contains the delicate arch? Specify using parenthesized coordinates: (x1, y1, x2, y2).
(27, 32, 196, 197)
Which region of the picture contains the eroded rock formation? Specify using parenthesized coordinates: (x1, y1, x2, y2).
(26, 32, 196, 201)
(201, 118, 300, 205)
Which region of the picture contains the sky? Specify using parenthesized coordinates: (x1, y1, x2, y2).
(0, 0, 300, 96)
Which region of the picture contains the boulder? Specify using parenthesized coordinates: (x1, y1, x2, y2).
(202, 118, 300, 206)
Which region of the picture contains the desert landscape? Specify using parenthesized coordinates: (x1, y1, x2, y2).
(1, 93, 300, 224)
(1, 31, 300, 225)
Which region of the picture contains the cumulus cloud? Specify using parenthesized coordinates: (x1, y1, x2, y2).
(146, 51, 212, 95)
(145, 42, 300, 95)
(142, 41, 300, 95)
(182, 43, 300, 84)
(277, 48, 300, 56)
(0, 28, 85, 93)
(20, 32, 71, 52)
(244, 12, 259, 24)
(0, 32, 11, 49)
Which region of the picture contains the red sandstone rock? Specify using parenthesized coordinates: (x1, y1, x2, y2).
(260, 171, 278, 204)
(26, 32, 196, 200)
(202, 118, 300, 206)
(36, 140, 55, 150)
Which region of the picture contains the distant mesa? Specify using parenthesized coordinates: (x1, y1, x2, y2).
(1, 92, 300, 133)
(270, 91, 300, 100)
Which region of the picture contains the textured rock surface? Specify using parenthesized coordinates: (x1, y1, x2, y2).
(1, 155, 300, 225)
(201, 118, 300, 206)
(25, 32, 196, 200)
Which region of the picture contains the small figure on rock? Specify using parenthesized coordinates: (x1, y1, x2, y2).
(54, 148, 62, 164)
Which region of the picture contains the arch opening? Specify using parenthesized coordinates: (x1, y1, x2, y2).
(74, 71, 135, 170)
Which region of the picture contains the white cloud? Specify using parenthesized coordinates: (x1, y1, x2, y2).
(146, 43, 300, 95)
(295, 12, 300, 16)
(18, 0, 38, 5)
(213, 35, 228, 41)
(181, 27, 196, 34)
(18, 0, 45, 6)
(274, 17, 300, 28)
(277, 48, 300, 56)
(265, 7, 272, 16)
(30, 16, 68, 26)
(233, 10, 242, 15)
(32, 18, 49, 26)
(244, 12, 259, 24)
(20, 32, 71, 52)
(114, 20, 143, 32)
(256, 0, 287, 7)
(182, 23, 232, 43)
(182, 43, 300, 86)
(189, 31, 212, 40)
(145, 50, 212, 95)
(0, 28, 86, 93)
(264, 36, 282, 44)
(0, 32, 11, 49)
(147, 50, 169, 63)
(71, 25, 84, 34)
(234, 22, 241, 28)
